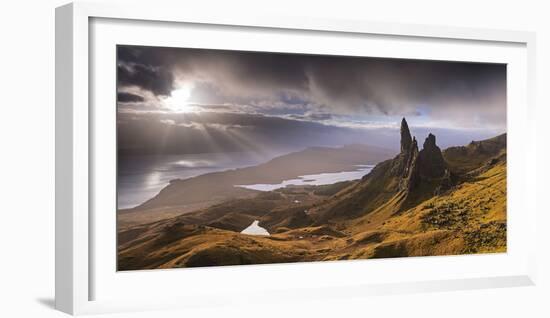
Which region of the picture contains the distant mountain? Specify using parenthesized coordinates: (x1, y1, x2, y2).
(117, 119, 507, 270)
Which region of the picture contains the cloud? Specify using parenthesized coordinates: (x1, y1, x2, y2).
(161, 118, 251, 132)
(117, 46, 176, 96)
(117, 92, 144, 103)
(159, 119, 176, 125)
(116, 45, 506, 138)
(117, 111, 500, 156)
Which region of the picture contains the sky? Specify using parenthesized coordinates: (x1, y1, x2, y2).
(116, 45, 506, 156)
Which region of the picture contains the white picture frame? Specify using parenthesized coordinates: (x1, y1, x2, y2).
(55, 1, 537, 315)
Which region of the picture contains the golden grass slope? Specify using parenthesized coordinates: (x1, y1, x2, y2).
(118, 157, 506, 270)
(117, 131, 507, 270)
(346, 158, 506, 259)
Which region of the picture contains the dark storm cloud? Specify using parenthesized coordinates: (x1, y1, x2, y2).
(116, 45, 506, 129)
(116, 45, 506, 156)
(307, 58, 505, 115)
(117, 92, 144, 103)
(117, 46, 176, 96)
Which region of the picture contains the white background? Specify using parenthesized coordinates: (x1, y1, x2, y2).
(0, 0, 548, 317)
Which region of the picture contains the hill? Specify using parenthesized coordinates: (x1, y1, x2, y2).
(117, 119, 507, 270)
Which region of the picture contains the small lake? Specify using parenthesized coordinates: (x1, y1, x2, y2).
(240, 220, 270, 236)
(235, 165, 374, 192)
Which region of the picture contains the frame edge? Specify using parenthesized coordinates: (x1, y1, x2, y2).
(55, 2, 75, 315)
(58, 1, 539, 314)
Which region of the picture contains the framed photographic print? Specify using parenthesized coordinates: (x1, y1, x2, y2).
(56, 1, 537, 315)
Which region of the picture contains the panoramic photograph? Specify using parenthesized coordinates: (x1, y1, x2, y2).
(116, 45, 507, 270)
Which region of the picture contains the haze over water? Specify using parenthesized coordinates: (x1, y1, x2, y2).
(118, 153, 375, 209)
(117, 152, 270, 209)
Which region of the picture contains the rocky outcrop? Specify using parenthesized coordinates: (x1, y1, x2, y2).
(400, 117, 413, 153)
(401, 137, 420, 191)
(396, 119, 451, 196)
(393, 118, 418, 178)
(417, 133, 447, 179)
(314, 118, 454, 222)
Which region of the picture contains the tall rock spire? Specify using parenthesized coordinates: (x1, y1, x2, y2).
(400, 118, 412, 154)
(394, 118, 417, 185)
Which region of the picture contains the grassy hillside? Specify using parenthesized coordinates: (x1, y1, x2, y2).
(443, 133, 506, 174)
(345, 158, 506, 258)
(117, 129, 507, 270)
(118, 159, 505, 269)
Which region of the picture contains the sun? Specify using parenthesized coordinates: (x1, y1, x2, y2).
(164, 84, 194, 112)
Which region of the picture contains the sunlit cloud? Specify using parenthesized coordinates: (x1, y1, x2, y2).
(116, 45, 506, 156)
(117, 46, 506, 131)
(159, 119, 176, 126)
